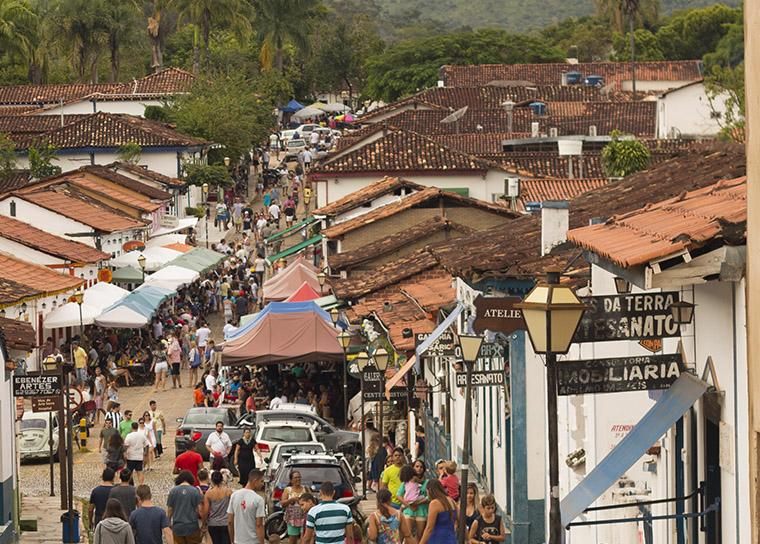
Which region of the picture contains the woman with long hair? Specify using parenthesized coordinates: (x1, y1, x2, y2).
(368, 434, 387, 492)
(105, 433, 125, 473)
(93, 498, 134, 544)
(464, 483, 480, 534)
(233, 428, 256, 486)
(367, 489, 412, 544)
(409, 459, 430, 537)
(418, 479, 457, 544)
(203, 471, 232, 544)
(281, 470, 307, 544)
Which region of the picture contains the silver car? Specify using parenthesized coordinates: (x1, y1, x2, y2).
(19, 412, 60, 461)
(265, 441, 326, 479)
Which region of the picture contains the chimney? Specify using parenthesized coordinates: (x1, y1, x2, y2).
(541, 200, 569, 256)
(531, 122, 540, 138)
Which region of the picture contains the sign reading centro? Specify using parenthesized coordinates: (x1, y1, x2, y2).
(573, 292, 681, 343)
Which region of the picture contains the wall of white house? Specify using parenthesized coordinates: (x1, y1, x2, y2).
(37, 98, 165, 117)
(621, 79, 696, 92)
(657, 83, 730, 138)
(330, 190, 420, 225)
(15, 149, 192, 179)
(0, 344, 17, 535)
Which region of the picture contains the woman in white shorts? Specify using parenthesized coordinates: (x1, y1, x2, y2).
(151, 344, 168, 392)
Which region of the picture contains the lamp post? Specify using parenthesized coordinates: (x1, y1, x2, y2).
(317, 271, 327, 295)
(517, 271, 588, 544)
(355, 350, 369, 497)
(137, 253, 147, 283)
(202, 182, 209, 249)
(455, 334, 484, 544)
(338, 329, 352, 426)
(373, 347, 389, 436)
(72, 290, 84, 337)
(330, 307, 340, 327)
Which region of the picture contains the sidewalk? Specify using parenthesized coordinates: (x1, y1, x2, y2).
(19, 495, 83, 544)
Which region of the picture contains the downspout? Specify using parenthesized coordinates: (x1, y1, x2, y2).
(733, 283, 741, 542)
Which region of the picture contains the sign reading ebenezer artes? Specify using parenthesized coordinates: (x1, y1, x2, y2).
(557, 354, 682, 395)
(573, 292, 681, 343)
(12, 374, 62, 397)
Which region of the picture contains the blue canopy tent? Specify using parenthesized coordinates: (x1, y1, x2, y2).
(226, 301, 332, 341)
(279, 99, 305, 113)
(95, 285, 175, 328)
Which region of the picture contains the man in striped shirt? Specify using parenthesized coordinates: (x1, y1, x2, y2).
(304, 482, 354, 544)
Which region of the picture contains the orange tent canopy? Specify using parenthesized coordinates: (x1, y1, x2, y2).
(285, 281, 321, 302)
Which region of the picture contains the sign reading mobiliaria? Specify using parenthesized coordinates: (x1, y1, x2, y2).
(573, 292, 681, 343)
(557, 354, 682, 395)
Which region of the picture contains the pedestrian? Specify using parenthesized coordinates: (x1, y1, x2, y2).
(119, 410, 134, 438)
(89, 468, 117, 528)
(124, 422, 150, 485)
(368, 435, 386, 493)
(203, 471, 232, 544)
(168, 333, 183, 389)
(232, 428, 256, 487)
(105, 433, 126, 473)
(468, 494, 505, 544)
(380, 447, 405, 508)
(440, 461, 460, 502)
(303, 482, 353, 544)
(464, 483, 480, 534)
(148, 400, 166, 460)
(94, 367, 107, 424)
(72, 341, 89, 385)
(167, 471, 205, 544)
(281, 471, 307, 544)
(196, 322, 212, 366)
(188, 341, 202, 388)
(130, 485, 172, 544)
(368, 489, 413, 544)
(408, 459, 430, 537)
(206, 421, 232, 471)
(93, 499, 134, 544)
(99, 418, 119, 467)
(397, 463, 428, 537)
(109, 469, 137, 517)
(151, 342, 169, 393)
(205, 369, 217, 394)
(174, 445, 204, 486)
(193, 382, 205, 407)
(140, 415, 157, 472)
(227, 468, 266, 544)
(418, 479, 457, 544)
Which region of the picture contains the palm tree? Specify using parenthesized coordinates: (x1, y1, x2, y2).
(55, 0, 109, 82)
(103, 0, 140, 81)
(145, 0, 173, 72)
(595, 0, 659, 33)
(0, 0, 36, 62)
(255, 0, 315, 73)
(172, 0, 251, 74)
(24, 0, 55, 83)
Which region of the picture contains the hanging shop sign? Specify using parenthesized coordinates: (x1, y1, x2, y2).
(455, 370, 505, 387)
(32, 396, 62, 412)
(472, 296, 524, 335)
(12, 374, 62, 397)
(362, 367, 406, 401)
(415, 331, 456, 358)
(573, 292, 681, 343)
(556, 353, 683, 395)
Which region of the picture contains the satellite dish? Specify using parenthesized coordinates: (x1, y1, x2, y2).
(440, 106, 469, 124)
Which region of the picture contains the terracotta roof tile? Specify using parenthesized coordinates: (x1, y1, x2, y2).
(74, 166, 173, 200)
(0, 317, 37, 349)
(0, 170, 31, 193)
(312, 177, 425, 217)
(113, 68, 195, 95)
(0, 278, 41, 306)
(106, 162, 185, 188)
(10, 188, 148, 233)
(16, 112, 208, 150)
(0, 252, 83, 294)
(518, 178, 610, 208)
(0, 114, 90, 139)
(568, 176, 746, 268)
(329, 216, 475, 271)
(440, 60, 703, 88)
(322, 187, 516, 239)
(0, 215, 110, 263)
(313, 127, 523, 176)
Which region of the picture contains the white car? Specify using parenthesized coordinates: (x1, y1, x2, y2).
(296, 124, 319, 134)
(19, 411, 60, 461)
(279, 129, 297, 147)
(273, 402, 317, 414)
(284, 139, 307, 161)
(255, 420, 317, 455)
(264, 441, 326, 479)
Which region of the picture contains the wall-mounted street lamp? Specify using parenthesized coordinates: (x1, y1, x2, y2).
(614, 276, 632, 294)
(137, 253, 147, 282)
(668, 300, 695, 325)
(338, 330, 352, 428)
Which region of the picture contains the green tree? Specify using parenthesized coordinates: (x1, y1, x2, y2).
(103, 0, 141, 82)
(0, 0, 36, 63)
(145, 0, 176, 72)
(655, 4, 741, 60)
(255, 0, 319, 73)
(0, 133, 16, 179)
(172, 0, 251, 74)
(611, 28, 664, 61)
(181, 161, 232, 187)
(601, 132, 651, 177)
(541, 16, 614, 62)
(168, 73, 275, 163)
(117, 142, 142, 163)
(364, 29, 565, 102)
(595, 0, 659, 33)
(28, 143, 61, 179)
(55, 0, 109, 82)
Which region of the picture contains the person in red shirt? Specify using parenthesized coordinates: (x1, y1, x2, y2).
(173, 448, 204, 486)
(440, 461, 461, 501)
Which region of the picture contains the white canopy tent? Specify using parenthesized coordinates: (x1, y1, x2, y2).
(149, 217, 198, 239)
(143, 265, 200, 290)
(320, 102, 351, 113)
(146, 234, 187, 248)
(94, 306, 150, 328)
(83, 282, 129, 310)
(110, 247, 183, 272)
(292, 106, 325, 120)
(43, 302, 102, 329)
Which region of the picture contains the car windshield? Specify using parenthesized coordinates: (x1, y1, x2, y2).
(276, 465, 343, 487)
(260, 427, 312, 442)
(183, 411, 227, 426)
(21, 419, 46, 430)
(276, 445, 325, 462)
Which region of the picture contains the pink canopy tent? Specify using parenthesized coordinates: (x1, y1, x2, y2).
(285, 281, 321, 302)
(290, 254, 319, 273)
(264, 264, 322, 302)
(221, 311, 344, 365)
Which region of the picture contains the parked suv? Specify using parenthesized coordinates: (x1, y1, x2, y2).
(255, 420, 317, 455)
(175, 407, 241, 459)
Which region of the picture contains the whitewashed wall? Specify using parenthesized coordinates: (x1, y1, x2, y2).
(16, 150, 190, 179)
(38, 98, 165, 117)
(657, 82, 730, 138)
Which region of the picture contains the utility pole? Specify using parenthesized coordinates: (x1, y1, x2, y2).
(745, 0, 760, 540)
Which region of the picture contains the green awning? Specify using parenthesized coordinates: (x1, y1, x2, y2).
(111, 265, 144, 284)
(165, 247, 225, 273)
(314, 294, 339, 310)
(266, 216, 317, 244)
(266, 234, 323, 265)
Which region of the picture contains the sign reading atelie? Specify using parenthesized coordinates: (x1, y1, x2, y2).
(472, 296, 524, 335)
(573, 292, 681, 343)
(557, 354, 683, 395)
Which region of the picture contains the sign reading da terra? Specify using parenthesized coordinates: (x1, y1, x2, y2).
(472, 296, 524, 335)
(573, 292, 681, 343)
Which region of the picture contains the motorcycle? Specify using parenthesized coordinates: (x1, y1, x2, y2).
(265, 496, 366, 542)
